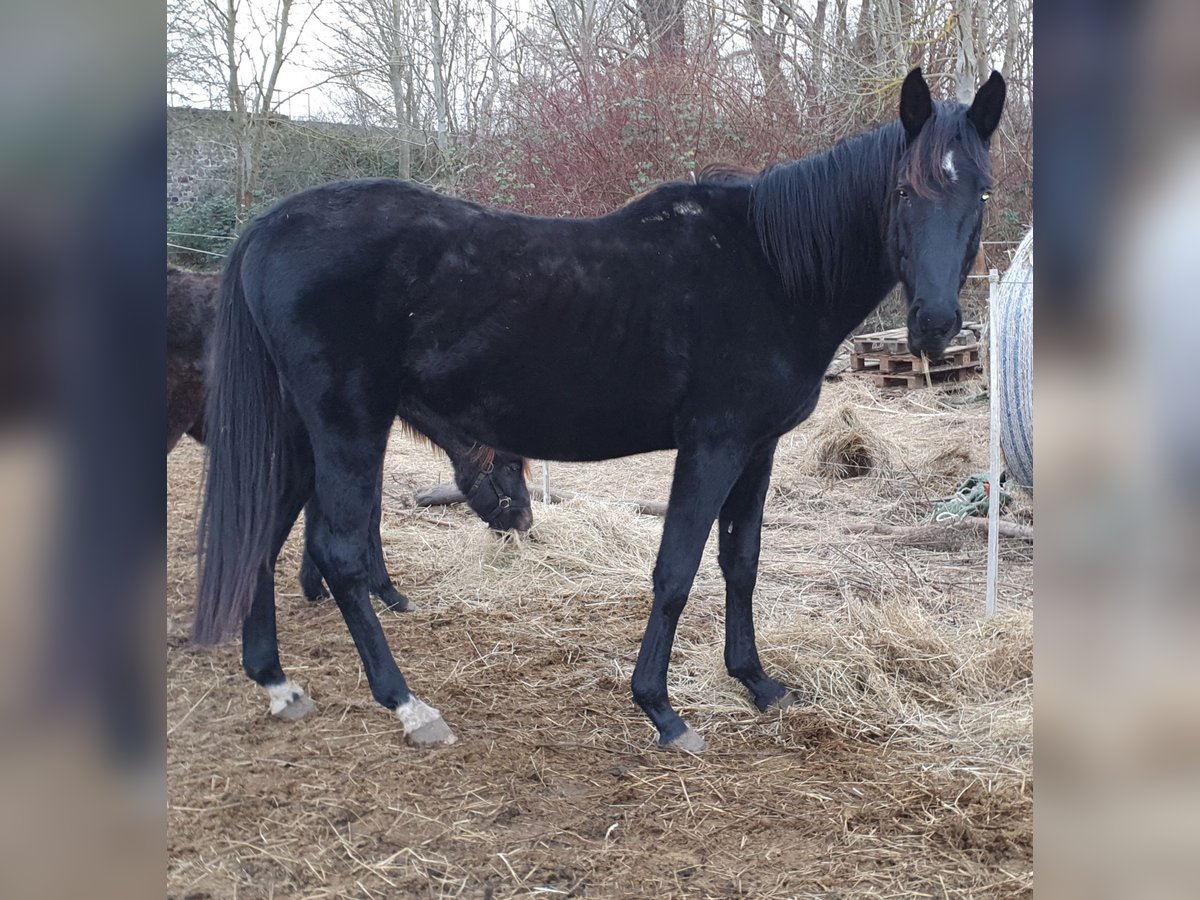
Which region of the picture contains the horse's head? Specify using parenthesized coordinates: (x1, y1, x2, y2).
(888, 67, 1006, 358)
(458, 449, 533, 534)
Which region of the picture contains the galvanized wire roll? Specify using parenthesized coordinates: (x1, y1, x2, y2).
(994, 228, 1033, 494)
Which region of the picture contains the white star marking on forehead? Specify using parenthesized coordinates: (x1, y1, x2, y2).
(942, 150, 958, 182)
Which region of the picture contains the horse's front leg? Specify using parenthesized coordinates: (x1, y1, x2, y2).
(718, 439, 794, 711)
(631, 441, 748, 752)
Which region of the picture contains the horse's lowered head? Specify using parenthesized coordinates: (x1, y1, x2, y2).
(888, 67, 1006, 358)
(457, 448, 533, 534)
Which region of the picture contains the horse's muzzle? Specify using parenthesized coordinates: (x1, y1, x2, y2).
(907, 299, 962, 359)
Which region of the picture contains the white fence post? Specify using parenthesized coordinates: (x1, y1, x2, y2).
(986, 268, 1002, 617)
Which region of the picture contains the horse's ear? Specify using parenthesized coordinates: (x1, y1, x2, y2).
(967, 71, 1006, 142)
(899, 67, 933, 142)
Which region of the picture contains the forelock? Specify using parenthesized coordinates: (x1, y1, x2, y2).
(900, 103, 990, 198)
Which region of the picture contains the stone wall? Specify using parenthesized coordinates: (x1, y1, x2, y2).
(168, 107, 429, 208)
(168, 107, 238, 207)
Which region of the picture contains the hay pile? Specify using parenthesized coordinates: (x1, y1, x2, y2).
(168, 377, 1032, 898)
(810, 402, 899, 479)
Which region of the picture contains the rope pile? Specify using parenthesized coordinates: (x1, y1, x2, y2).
(994, 228, 1034, 494)
(934, 472, 1011, 523)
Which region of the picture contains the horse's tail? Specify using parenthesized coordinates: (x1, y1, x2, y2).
(194, 224, 286, 644)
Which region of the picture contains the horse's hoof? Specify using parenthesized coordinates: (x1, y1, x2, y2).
(382, 592, 412, 612)
(753, 680, 797, 712)
(759, 689, 799, 712)
(272, 693, 317, 721)
(661, 726, 705, 753)
(304, 587, 330, 602)
(405, 716, 457, 747)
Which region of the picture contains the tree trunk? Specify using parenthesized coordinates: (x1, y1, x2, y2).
(390, 0, 411, 180)
(1002, 0, 1019, 79)
(743, 0, 798, 125)
(809, 0, 828, 103)
(483, 0, 500, 131)
(221, 0, 294, 222)
(428, 0, 449, 160)
(954, 0, 980, 103)
(854, 0, 874, 61)
(974, 0, 990, 77)
(637, 0, 685, 58)
(812, 0, 828, 75)
(221, 0, 251, 218)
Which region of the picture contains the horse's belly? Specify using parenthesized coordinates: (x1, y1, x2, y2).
(446, 387, 678, 462)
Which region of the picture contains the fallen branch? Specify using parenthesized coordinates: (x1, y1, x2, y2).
(531, 486, 668, 517)
(413, 483, 467, 507)
(847, 517, 1033, 542)
(412, 482, 669, 517)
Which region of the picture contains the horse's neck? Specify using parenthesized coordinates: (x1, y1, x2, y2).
(802, 167, 898, 355)
(820, 245, 897, 354)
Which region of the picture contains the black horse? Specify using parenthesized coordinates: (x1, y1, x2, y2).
(196, 68, 1005, 749)
(169, 266, 531, 611)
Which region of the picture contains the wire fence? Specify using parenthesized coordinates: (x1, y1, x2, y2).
(167, 231, 237, 241)
(167, 241, 226, 258)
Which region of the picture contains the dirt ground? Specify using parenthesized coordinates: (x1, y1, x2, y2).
(167, 376, 1032, 899)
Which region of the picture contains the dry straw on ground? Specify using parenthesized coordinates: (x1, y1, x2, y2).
(168, 377, 1031, 899)
(810, 401, 899, 479)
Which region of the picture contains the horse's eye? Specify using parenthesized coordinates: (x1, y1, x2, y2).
(897, 187, 908, 199)
(981, 191, 992, 202)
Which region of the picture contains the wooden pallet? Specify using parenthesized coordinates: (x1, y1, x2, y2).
(849, 323, 983, 389)
(851, 323, 982, 358)
(869, 365, 978, 389)
(877, 344, 980, 374)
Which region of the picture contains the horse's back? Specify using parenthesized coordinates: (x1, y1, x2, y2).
(234, 178, 807, 461)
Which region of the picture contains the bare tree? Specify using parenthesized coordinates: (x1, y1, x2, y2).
(953, 0, 980, 102)
(322, 0, 420, 177)
(169, 0, 324, 220)
(741, 0, 798, 124)
(428, 0, 450, 157)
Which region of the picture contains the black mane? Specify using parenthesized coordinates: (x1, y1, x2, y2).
(749, 121, 904, 301)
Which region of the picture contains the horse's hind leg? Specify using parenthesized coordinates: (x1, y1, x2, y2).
(298, 466, 411, 611)
(298, 507, 329, 601)
(367, 461, 410, 611)
(718, 440, 794, 712)
(242, 420, 318, 720)
(306, 431, 454, 746)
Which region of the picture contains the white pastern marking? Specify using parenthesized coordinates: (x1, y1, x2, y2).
(942, 150, 958, 182)
(673, 200, 702, 216)
(396, 695, 442, 733)
(266, 679, 304, 715)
